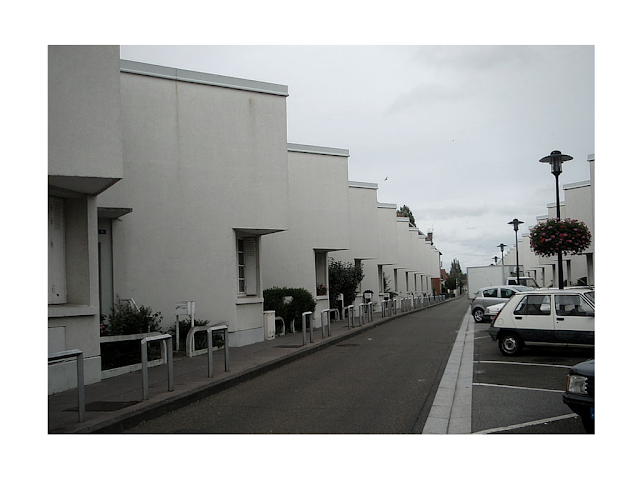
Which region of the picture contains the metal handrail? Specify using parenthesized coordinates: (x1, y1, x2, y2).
(48, 349, 85, 422)
(345, 304, 354, 329)
(141, 334, 174, 400)
(320, 308, 338, 338)
(301, 311, 313, 345)
(207, 325, 230, 376)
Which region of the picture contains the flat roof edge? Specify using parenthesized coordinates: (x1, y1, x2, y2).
(120, 60, 289, 97)
(287, 143, 350, 157)
(349, 181, 378, 189)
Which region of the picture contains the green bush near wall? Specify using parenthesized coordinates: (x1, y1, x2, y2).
(263, 287, 317, 332)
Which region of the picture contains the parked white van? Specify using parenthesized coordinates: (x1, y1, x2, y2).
(488, 289, 595, 356)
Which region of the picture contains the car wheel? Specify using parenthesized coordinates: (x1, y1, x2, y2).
(472, 308, 484, 323)
(498, 332, 523, 356)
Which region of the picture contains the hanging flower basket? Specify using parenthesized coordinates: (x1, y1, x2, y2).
(529, 218, 592, 257)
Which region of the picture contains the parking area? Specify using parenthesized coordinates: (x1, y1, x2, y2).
(472, 321, 594, 434)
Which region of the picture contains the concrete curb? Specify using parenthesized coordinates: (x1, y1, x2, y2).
(422, 307, 474, 434)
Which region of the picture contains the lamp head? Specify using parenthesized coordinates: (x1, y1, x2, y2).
(508, 218, 524, 232)
(539, 150, 573, 175)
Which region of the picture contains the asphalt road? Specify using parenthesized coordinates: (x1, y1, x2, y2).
(124, 298, 470, 433)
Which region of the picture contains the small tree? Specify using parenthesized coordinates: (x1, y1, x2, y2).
(444, 258, 465, 292)
(396, 205, 416, 226)
(328, 258, 365, 310)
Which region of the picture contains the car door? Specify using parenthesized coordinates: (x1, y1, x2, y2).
(481, 287, 499, 309)
(512, 294, 555, 343)
(553, 293, 595, 346)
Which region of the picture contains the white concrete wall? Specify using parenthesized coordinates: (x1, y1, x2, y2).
(262, 144, 351, 322)
(331, 182, 380, 304)
(97, 62, 290, 347)
(48, 46, 124, 393)
(48, 46, 123, 194)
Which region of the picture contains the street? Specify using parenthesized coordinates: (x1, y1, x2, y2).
(124, 298, 469, 433)
(122, 297, 594, 434)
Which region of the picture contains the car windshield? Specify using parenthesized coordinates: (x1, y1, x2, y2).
(584, 291, 594, 304)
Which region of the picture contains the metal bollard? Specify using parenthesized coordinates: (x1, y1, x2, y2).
(207, 325, 230, 377)
(302, 311, 313, 345)
(141, 334, 173, 400)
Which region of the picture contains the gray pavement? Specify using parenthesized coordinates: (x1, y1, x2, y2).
(48, 297, 466, 434)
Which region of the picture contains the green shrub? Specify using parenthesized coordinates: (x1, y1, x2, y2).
(263, 287, 316, 332)
(100, 297, 164, 370)
(328, 258, 364, 310)
(101, 297, 163, 336)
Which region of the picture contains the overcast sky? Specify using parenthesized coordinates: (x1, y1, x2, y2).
(119, 45, 594, 271)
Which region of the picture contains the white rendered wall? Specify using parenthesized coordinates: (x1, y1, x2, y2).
(262, 146, 350, 322)
(48, 46, 124, 393)
(98, 64, 289, 346)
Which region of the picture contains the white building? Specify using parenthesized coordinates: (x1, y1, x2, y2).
(261, 144, 351, 325)
(48, 49, 448, 393)
(97, 60, 291, 348)
(48, 46, 124, 393)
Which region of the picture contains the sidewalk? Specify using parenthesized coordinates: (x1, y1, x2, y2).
(49, 298, 460, 434)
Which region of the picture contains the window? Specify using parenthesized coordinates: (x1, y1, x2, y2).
(48, 196, 66, 304)
(237, 235, 258, 295)
(514, 295, 551, 315)
(555, 295, 594, 317)
(315, 251, 327, 296)
(483, 288, 498, 298)
(500, 288, 516, 299)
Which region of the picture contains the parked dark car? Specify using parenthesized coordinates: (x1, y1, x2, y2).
(563, 359, 594, 433)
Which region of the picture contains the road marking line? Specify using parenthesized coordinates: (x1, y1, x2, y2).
(473, 382, 564, 393)
(475, 360, 573, 368)
(473, 413, 578, 434)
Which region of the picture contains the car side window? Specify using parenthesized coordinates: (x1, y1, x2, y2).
(483, 288, 498, 298)
(500, 288, 515, 299)
(514, 295, 551, 315)
(555, 295, 594, 317)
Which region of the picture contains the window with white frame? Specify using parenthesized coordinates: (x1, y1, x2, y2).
(237, 235, 258, 295)
(48, 196, 67, 304)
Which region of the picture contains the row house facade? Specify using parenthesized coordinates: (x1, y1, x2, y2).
(502, 154, 595, 288)
(48, 47, 444, 393)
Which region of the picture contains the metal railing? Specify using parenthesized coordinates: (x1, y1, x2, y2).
(207, 325, 230, 376)
(48, 349, 85, 422)
(100, 331, 166, 378)
(301, 311, 314, 345)
(320, 308, 339, 338)
(345, 304, 355, 329)
(141, 334, 174, 400)
(358, 302, 373, 325)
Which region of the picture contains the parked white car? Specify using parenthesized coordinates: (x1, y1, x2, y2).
(488, 289, 595, 356)
(481, 302, 506, 323)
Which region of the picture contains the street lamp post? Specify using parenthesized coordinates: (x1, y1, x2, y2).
(508, 219, 524, 285)
(539, 150, 573, 290)
(497, 243, 507, 283)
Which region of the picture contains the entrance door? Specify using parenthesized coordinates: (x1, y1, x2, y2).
(98, 218, 114, 317)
